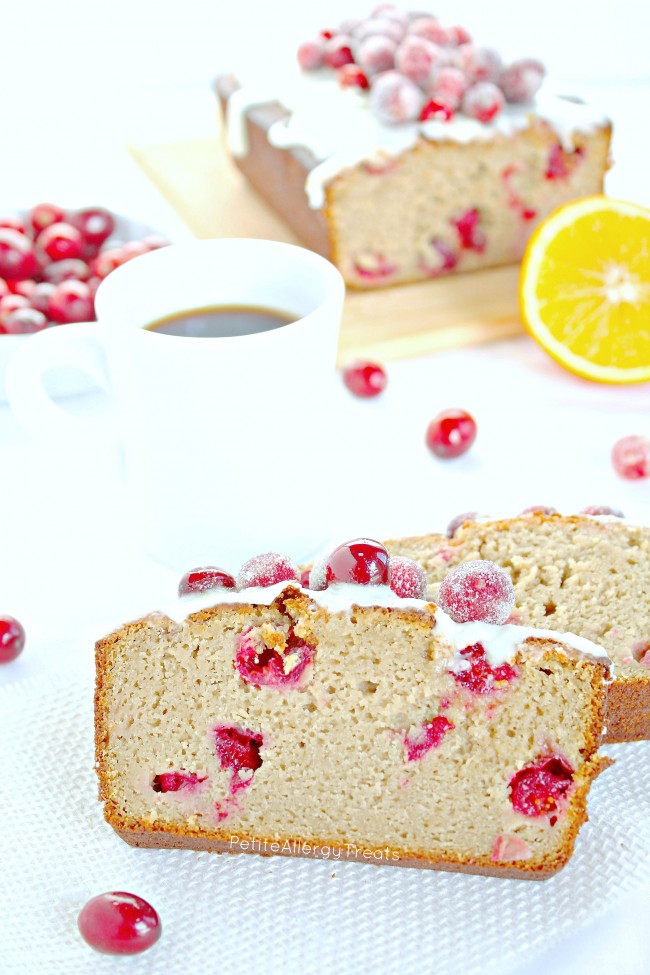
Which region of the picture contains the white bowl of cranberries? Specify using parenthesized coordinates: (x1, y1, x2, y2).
(0, 203, 168, 401)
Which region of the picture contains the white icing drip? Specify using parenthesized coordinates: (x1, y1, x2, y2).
(225, 68, 609, 209)
(157, 580, 610, 667)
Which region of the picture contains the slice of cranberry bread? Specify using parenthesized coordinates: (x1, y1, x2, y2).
(385, 512, 650, 743)
(216, 7, 611, 289)
(95, 544, 610, 879)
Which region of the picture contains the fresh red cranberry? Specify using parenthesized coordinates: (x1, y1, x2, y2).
(70, 207, 115, 248)
(8, 278, 35, 299)
(235, 625, 315, 689)
(78, 892, 161, 955)
(324, 538, 390, 586)
(0, 293, 31, 326)
(370, 70, 423, 123)
(0, 277, 9, 299)
(43, 258, 91, 283)
(446, 511, 479, 537)
(580, 505, 624, 517)
(29, 282, 56, 314)
(612, 435, 650, 480)
(426, 408, 477, 459)
(451, 642, 518, 694)
(0, 229, 39, 280)
(438, 560, 515, 624)
(342, 360, 387, 397)
(520, 505, 557, 516)
(236, 552, 298, 589)
(213, 724, 263, 791)
(300, 569, 311, 588)
(3, 307, 48, 334)
(0, 215, 27, 235)
(37, 221, 84, 262)
(509, 754, 574, 817)
(499, 58, 545, 104)
(419, 99, 454, 122)
(48, 280, 94, 323)
(338, 64, 370, 89)
(462, 81, 504, 122)
(152, 771, 207, 792)
(389, 556, 428, 598)
(404, 715, 454, 761)
(297, 38, 326, 70)
(0, 616, 26, 663)
(451, 209, 486, 252)
(356, 35, 397, 74)
(178, 566, 236, 597)
(91, 247, 125, 279)
(324, 36, 355, 68)
(28, 202, 66, 237)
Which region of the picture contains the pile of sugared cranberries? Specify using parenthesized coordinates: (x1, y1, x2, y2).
(297, 5, 545, 125)
(0, 204, 168, 335)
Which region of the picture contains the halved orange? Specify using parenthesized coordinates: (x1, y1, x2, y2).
(520, 196, 650, 383)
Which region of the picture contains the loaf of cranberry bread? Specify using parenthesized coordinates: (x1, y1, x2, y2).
(96, 542, 611, 879)
(386, 511, 650, 743)
(216, 6, 611, 289)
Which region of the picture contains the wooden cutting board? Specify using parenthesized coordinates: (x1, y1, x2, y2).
(130, 119, 524, 364)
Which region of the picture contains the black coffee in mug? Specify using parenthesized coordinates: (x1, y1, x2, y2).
(145, 305, 296, 338)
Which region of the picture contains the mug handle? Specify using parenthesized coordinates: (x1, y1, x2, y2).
(5, 322, 112, 440)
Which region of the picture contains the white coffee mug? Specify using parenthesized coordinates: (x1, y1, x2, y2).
(6, 238, 345, 568)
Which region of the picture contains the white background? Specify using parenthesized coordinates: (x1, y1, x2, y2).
(2, 2, 650, 974)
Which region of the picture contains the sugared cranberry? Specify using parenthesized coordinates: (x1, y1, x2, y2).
(419, 99, 454, 122)
(308, 558, 328, 591)
(427, 66, 468, 111)
(300, 569, 311, 588)
(0, 616, 26, 663)
(451, 209, 486, 252)
(458, 44, 502, 84)
(152, 771, 207, 792)
(213, 724, 263, 791)
(499, 58, 545, 104)
(404, 715, 454, 761)
(235, 625, 315, 689)
(324, 538, 390, 586)
(509, 754, 574, 817)
(448, 25, 472, 46)
(395, 36, 443, 85)
(43, 258, 91, 283)
(520, 505, 557, 516)
(342, 360, 387, 397)
(236, 552, 298, 589)
(580, 505, 624, 517)
(426, 408, 477, 459)
(37, 221, 84, 262)
(338, 64, 370, 90)
(438, 560, 515, 624)
(3, 307, 48, 334)
(297, 39, 326, 70)
(28, 202, 66, 237)
(446, 512, 479, 537)
(0, 215, 27, 235)
(178, 566, 236, 597)
(612, 435, 650, 480)
(462, 81, 504, 122)
(450, 642, 518, 694)
(0, 229, 39, 280)
(48, 280, 94, 324)
(0, 293, 30, 326)
(355, 16, 404, 44)
(70, 207, 116, 247)
(324, 35, 355, 68)
(355, 35, 397, 74)
(78, 892, 161, 955)
(389, 556, 428, 598)
(29, 282, 56, 314)
(408, 17, 453, 47)
(370, 70, 423, 123)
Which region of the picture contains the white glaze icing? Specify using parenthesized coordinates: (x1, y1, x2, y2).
(225, 68, 609, 209)
(159, 580, 610, 666)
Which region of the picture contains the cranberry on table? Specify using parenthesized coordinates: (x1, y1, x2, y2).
(612, 435, 650, 480)
(48, 280, 94, 324)
(438, 559, 516, 624)
(426, 408, 477, 459)
(37, 221, 84, 262)
(0, 616, 25, 663)
(28, 202, 66, 236)
(236, 552, 298, 589)
(77, 891, 161, 955)
(342, 360, 387, 397)
(178, 566, 236, 597)
(324, 538, 390, 586)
